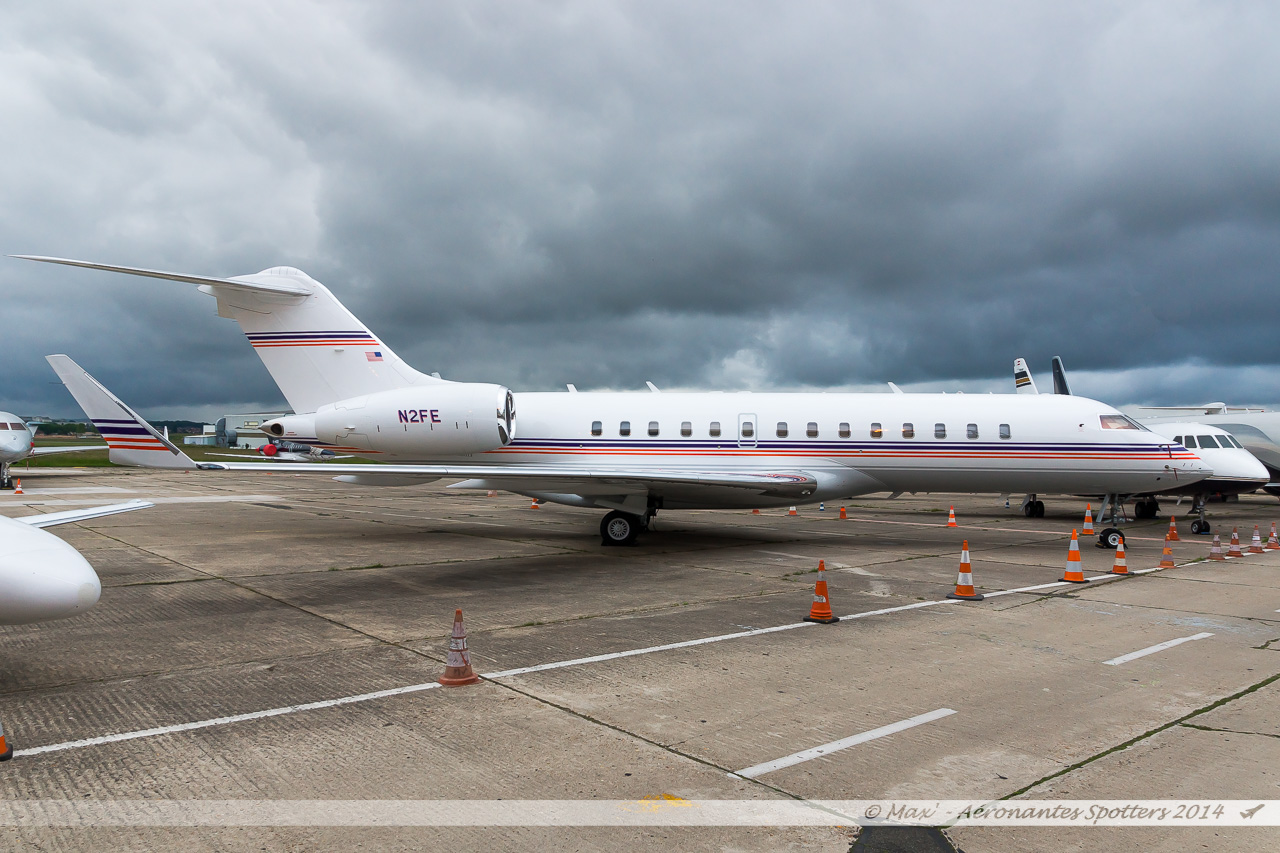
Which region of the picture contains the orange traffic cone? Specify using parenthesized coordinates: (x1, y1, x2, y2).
(1228, 528, 1243, 558)
(12, 478, 22, 495)
(1268, 523, 1280, 550)
(530, 500, 540, 509)
(1082, 504, 1094, 535)
(946, 506, 958, 527)
(0, 719, 11, 761)
(804, 560, 839, 623)
(438, 609, 481, 687)
(1062, 529, 1087, 583)
(487, 490, 498, 497)
(752, 508, 761, 515)
(788, 506, 798, 516)
(1208, 534, 1226, 561)
(947, 540, 984, 600)
(1159, 535, 1176, 568)
(1249, 525, 1264, 554)
(1167, 516, 1180, 542)
(1111, 540, 1131, 575)
(839, 506, 847, 520)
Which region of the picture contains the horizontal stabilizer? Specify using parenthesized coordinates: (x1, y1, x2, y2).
(13, 256, 312, 296)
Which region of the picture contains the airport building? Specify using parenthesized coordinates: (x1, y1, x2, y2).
(182, 412, 288, 449)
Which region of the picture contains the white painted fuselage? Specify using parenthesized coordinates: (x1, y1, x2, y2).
(0, 515, 102, 624)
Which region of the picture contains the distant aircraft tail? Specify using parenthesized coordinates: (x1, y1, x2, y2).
(45, 354, 198, 469)
(1013, 358, 1038, 395)
(18, 256, 439, 414)
(1051, 356, 1072, 396)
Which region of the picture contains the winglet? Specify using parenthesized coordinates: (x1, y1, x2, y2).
(45, 355, 198, 469)
(1013, 358, 1039, 395)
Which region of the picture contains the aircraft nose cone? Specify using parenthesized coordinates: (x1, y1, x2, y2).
(0, 530, 102, 624)
(0, 438, 25, 455)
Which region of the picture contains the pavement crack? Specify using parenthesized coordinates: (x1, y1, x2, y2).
(1180, 722, 1280, 740)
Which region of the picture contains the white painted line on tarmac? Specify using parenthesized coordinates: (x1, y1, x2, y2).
(11, 558, 1190, 759)
(757, 550, 820, 561)
(11, 495, 285, 506)
(13, 681, 443, 758)
(1103, 632, 1215, 666)
(7, 486, 134, 495)
(731, 708, 957, 779)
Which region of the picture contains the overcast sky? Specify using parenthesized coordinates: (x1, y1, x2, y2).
(2, 1, 1278, 420)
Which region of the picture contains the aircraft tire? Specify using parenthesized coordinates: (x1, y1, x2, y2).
(600, 511, 641, 546)
(1032, 501, 1045, 518)
(1190, 519, 1209, 535)
(1098, 527, 1124, 549)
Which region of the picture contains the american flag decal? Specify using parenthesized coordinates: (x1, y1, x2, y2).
(366, 351, 383, 362)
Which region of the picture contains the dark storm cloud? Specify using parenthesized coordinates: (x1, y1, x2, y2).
(2, 1, 1279, 419)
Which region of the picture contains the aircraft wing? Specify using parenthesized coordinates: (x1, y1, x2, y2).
(195, 461, 820, 498)
(30, 444, 106, 456)
(16, 499, 153, 528)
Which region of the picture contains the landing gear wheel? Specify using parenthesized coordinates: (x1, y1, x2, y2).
(1032, 500, 1045, 518)
(1097, 527, 1124, 549)
(1190, 519, 1210, 535)
(1023, 502, 1035, 518)
(600, 510, 641, 546)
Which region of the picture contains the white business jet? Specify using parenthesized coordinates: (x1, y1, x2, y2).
(1013, 358, 1268, 535)
(0, 499, 150, 624)
(24, 255, 1211, 546)
(0, 412, 103, 489)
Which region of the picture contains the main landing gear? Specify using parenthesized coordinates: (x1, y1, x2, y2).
(1133, 499, 1161, 520)
(1021, 494, 1045, 518)
(600, 508, 659, 546)
(1188, 495, 1211, 535)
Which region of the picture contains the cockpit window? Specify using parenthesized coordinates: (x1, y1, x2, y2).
(1226, 435, 1244, 448)
(1196, 435, 1221, 448)
(1099, 414, 1147, 430)
(1182, 435, 1198, 448)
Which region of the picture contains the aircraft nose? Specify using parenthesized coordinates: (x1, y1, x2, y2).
(0, 541, 101, 624)
(0, 438, 25, 455)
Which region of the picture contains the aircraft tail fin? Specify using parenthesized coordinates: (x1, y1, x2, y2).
(45, 354, 198, 469)
(1013, 358, 1038, 395)
(18, 256, 438, 414)
(1051, 356, 1072, 395)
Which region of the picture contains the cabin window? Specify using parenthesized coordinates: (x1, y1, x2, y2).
(870, 422, 882, 438)
(999, 423, 1011, 439)
(902, 423, 915, 439)
(1183, 435, 1197, 448)
(806, 422, 818, 438)
(709, 421, 721, 437)
(680, 421, 692, 437)
(741, 421, 754, 438)
(619, 421, 631, 436)
(1197, 435, 1220, 448)
(934, 423, 946, 439)
(838, 422, 850, 438)
(590, 421, 602, 436)
(776, 422, 788, 438)
(967, 423, 978, 439)
(648, 421, 660, 437)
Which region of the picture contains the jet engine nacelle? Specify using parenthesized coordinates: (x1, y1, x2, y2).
(263, 383, 515, 458)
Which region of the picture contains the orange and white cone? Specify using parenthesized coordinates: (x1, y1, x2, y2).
(1228, 527, 1244, 558)
(1082, 504, 1094, 535)
(946, 506, 958, 527)
(1061, 529, 1087, 583)
(752, 508, 761, 515)
(1159, 535, 1176, 568)
(947, 540, 984, 600)
(839, 506, 847, 520)
(1209, 534, 1226, 561)
(1111, 540, 1131, 575)
(1167, 516, 1180, 541)
(804, 560, 840, 623)
(487, 490, 498, 497)
(788, 506, 798, 516)
(438, 609, 481, 687)
(0, 719, 10, 761)
(530, 500, 540, 509)
(1249, 525, 1264, 554)
(1268, 523, 1280, 550)
(12, 479, 22, 495)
